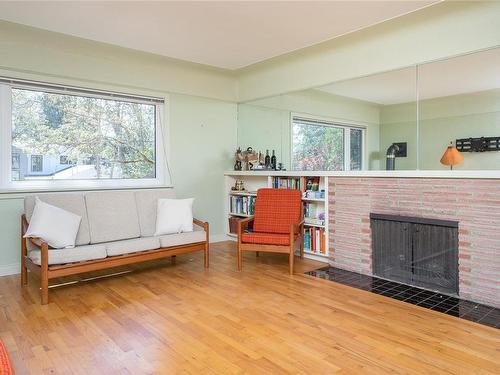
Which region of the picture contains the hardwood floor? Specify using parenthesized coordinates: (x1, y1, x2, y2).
(0, 241, 499, 374)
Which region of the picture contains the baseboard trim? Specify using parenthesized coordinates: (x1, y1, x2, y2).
(0, 262, 20, 277)
(210, 234, 233, 243)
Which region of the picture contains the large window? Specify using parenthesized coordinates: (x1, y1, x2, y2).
(0, 79, 167, 190)
(291, 116, 364, 171)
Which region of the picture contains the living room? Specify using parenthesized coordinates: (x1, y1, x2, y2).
(0, 1, 499, 374)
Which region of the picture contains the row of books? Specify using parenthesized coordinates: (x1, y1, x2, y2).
(272, 176, 322, 193)
(229, 195, 256, 215)
(304, 227, 326, 254)
(272, 177, 302, 189)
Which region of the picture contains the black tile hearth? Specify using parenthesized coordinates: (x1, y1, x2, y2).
(305, 266, 499, 329)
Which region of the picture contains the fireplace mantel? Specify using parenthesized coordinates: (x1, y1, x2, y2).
(225, 170, 500, 179)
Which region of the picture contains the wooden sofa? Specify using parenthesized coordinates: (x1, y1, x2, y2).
(21, 189, 209, 304)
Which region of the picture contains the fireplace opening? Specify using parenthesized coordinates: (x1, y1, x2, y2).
(370, 213, 459, 295)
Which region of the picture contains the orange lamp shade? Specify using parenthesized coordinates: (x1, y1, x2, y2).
(440, 142, 464, 170)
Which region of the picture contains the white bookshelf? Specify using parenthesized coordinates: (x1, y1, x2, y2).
(224, 171, 329, 263)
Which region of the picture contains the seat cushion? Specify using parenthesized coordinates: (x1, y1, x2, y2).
(29, 244, 106, 266)
(25, 192, 90, 246)
(85, 191, 141, 244)
(253, 188, 302, 234)
(158, 229, 206, 248)
(135, 189, 176, 237)
(241, 231, 298, 246)
(105, 237, 161, 257)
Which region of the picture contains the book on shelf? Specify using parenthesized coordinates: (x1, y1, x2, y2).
(303, 227, 326, 254)
(303, 202, 325, 226)
(230, 195, 256, 215)
(272, 177, 302, 190)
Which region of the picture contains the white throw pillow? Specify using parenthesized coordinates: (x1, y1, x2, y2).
(154, 198, 194, 236)
(24, 197, 82, 249)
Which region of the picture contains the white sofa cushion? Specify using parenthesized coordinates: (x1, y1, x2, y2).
(155, 198, 194, 235)
(29, 244, 106, 266)
(24, 197, 82, 249)
(25, 192, 91, 246)
(135, 189, 176, 237)
(85, 191, 141, 244)
(105, 237, 161, 257)
(158, 229, 206, 248)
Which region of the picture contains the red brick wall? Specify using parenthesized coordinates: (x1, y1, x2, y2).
(328, 178, 500, 308)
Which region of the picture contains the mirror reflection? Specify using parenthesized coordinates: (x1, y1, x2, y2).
(418, 48, 500, 170)
(237, 47, 500, 171)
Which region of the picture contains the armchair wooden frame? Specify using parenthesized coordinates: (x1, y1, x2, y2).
(237, 213, 304, 275)
(21, 215, 209, 305)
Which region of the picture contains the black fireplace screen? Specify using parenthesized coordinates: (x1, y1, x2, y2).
(371, 214, 459, 295)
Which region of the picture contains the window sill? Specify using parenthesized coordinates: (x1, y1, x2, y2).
(0, 183, 174, 199)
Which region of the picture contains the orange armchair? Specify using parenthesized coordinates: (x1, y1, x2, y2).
(237, 188, 304, 274)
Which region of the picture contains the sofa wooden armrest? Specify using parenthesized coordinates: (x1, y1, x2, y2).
(21, 214, 50, 303)
(193, 217, 209, 231)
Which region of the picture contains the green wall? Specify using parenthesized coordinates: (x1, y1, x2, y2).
(419, 90, 500, 170)
(0, 21, 237, 275)
(237, 90, 381, 170)
(379, 102, 418, 170)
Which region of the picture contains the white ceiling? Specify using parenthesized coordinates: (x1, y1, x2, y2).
(317, 48, 500, 105)
(0, 1, 438, 70)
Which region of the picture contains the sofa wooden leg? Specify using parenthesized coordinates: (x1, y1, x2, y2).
(21, 244, 28, 286)
(41, 274, 49, 305)
(41, 243, 49, 305)
(289, 252, 294, 275)
(204, 243, 209, 268)
(20, 219, 28, 286)
(171, 255, 176, 264)
(256, 251, 259, 257)
(21, 261, 28, 286)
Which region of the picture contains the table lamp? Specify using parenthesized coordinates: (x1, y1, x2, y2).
(440, 141, 463, 170)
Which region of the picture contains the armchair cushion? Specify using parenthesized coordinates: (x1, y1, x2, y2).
(241, 232, 298, 246)
(253, 188, 302, 234)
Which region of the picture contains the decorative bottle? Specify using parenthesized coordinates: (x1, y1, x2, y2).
(271, 150, 277, 170)
(265, 150, 271, 169)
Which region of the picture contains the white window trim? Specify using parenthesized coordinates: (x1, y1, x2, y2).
(290, 112, 366, 171)
(0, 82, 171, 192)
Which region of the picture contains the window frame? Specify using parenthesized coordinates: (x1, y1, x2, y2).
(0, 81, 170, 192)
(290, 113, 366, 171)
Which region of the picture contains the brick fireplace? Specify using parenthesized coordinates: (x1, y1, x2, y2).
(328, 178, 500, 308)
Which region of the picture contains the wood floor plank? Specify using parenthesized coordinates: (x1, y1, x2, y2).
(0, 241, 499, 374)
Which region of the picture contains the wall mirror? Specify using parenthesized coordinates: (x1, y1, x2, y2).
(418, 47, 500, 170)
(237, 47, 500, 171)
